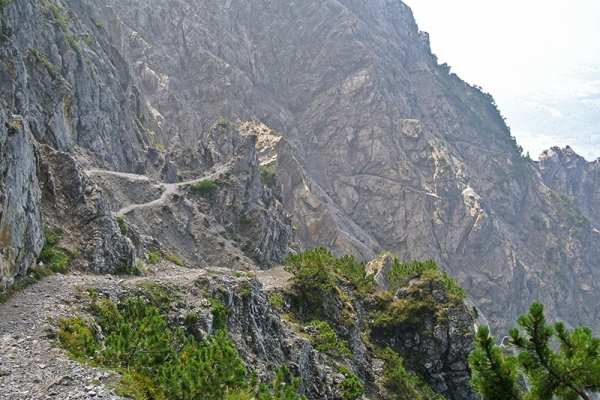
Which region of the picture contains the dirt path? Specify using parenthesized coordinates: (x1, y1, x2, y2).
(85, 168, 228, 216)
(0, 273, 125, 399)
(0, 261, 292, 399)
(0, 267, 208, 399)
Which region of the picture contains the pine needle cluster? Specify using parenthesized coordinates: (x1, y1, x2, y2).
(469, 302, 600, 400)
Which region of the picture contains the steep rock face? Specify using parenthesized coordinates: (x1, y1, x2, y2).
(0, 0, 295, 278)
(4, 0, 146, 171)
(0, 0, 148, 279)
(0, 110, 43, 286)
(192, 275, 342, 399)
(36, 144, 136, 273)
(180, 267, 477, 399)
(87, 122, 294, 270)
(539, 146, 600, 223)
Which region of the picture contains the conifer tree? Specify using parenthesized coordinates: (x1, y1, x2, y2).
(470, 302, 600, 400)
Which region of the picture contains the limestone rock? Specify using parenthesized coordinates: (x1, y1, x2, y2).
(36, 144, 135, 273)
(0, 109, 43, 286)
(366, 254, 392, 292)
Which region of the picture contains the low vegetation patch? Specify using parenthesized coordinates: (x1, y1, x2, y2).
(38, 226, 72, 273)
(6, 119, 22, 132)
(387, 257, 466, 299)
(379, 347, 444, 400)
(57, 288, 306, 400)
(39, 0, 69, 27)
(284, 247, 375, 321)
(164, 252, 184, 266)
(29, 47, 62, 80)
(0, 0, 11, 14)
(306, 320, 352, 359)
(269, 292, 285, 311)
(282, 248, 469, 398)
(260, 165, 277, 190)
(0, 225, 71, 302)
(338, 366, 363, 400)
(145, 250, 162, 265)
(191, 179, 218, 196)
(550, 190, 588, 228)
(116, 216, 128, 235)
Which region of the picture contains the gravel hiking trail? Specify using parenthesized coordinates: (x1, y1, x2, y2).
(0, 262, 292, 399)
(85, 168, 228, 216)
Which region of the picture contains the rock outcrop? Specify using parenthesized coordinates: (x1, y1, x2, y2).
(0, 110, 43, 286)
(36, 144, 136, 273)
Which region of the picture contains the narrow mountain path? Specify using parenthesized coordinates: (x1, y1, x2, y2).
(354, 172, 473, 200)
(446, 140, 519, 156)
(0, 260, 291, 400)
(0, 273, 126, 399)
(85, 167, 228, 216)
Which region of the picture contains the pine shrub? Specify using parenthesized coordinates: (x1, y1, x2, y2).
(57, 287, 306, 399)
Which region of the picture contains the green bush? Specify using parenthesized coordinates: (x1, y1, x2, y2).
(191, 179, 218, 196)
(372, 294, 437, 331)
(236, 281, 254, 298)
(378, 347, 443, 400)
(184, 313, 198, 326)
(38, 226, 70, 273)
(338, 367, 363, 400)
(387, 258, 438, 291)
(58, 291, 247, 399)
(387, 257, 466, 299)
(269, 292, 285, 311)
(57, 316, 98, 359)
(44, 226, 62, 246)
(39, 247, 69, 273)
(307, 320, 352, 359)
(116, 216, 128, 235)
(371, 266, 467, 335)
(284, 248, 375, 321)
(285, 247, 375, 318)
(260, 165, 277, 190)
(470, 302, 600, 400)
(164, 253, 184, 266)
(439, 271, 467, 299)
(332, 254, 375, 295)
(133, 281, 178, 314)
(250, 364, 306, 400)
(209, 298, 232, 331)
(284, 248, 337, 319)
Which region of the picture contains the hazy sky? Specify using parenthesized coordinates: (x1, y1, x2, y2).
(404, 0, 600, 160)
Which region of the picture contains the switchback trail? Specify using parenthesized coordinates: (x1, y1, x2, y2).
(85, 168, 227, 216)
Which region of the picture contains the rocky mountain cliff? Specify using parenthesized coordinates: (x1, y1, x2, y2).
(1, 0, 600, 397)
